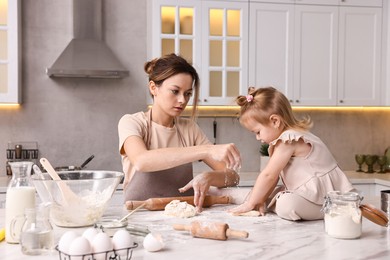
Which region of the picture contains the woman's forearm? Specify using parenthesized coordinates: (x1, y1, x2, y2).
(131, 145, 211, 172)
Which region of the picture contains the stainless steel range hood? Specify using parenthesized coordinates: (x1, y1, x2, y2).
(46, 0, 129, 79)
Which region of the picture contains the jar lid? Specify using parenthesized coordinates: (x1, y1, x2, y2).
(360, 204, 388, 227)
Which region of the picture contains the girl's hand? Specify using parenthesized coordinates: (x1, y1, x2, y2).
(209, 144, 241, 170)
(179, 172, 212, 212)
(227, 201, 266, 216)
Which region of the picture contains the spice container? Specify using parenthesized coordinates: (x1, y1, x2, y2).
(322, 191, 362, 239)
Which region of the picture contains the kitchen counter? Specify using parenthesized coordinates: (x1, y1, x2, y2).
(1, 171, 390, 192)
(237, 171, 390, 187)
(0, 196, 389, 260)
(1, 171, 390, 259)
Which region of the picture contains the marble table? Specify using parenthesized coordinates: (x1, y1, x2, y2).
(0, 195, 389, 260)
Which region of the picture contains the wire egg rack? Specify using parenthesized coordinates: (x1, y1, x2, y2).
(56, 243, 138, 260)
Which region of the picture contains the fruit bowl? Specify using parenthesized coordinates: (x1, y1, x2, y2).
(32, 170, 124, 227)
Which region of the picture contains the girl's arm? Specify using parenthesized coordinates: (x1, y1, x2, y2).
(228, 141, 297, 215)
(123, 135, 241, 173)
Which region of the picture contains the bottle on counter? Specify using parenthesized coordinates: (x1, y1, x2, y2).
(19, 203, 54, 255)
(5, 161, 36, 244)
(322, 191, 362, 239)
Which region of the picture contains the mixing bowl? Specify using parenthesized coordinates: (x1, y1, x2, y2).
(32, 170, 123, 227)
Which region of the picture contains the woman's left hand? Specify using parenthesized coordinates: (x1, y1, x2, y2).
(179, 172, 211, 212)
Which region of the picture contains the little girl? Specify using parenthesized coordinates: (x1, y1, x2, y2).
(228, 87, 354, 220)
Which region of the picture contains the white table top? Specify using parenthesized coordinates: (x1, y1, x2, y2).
(0, 195, 389, 260)
(1, 171, 390, 259)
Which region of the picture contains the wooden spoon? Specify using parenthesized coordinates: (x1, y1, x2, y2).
(40, 158, 80, 206)
(118, 203, 146, 223)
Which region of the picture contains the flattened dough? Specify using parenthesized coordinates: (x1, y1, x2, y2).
(164, 200, 196, 218)
(232, 210, 261, 217)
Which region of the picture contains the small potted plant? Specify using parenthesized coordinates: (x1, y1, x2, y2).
(259, 144, 270, 171)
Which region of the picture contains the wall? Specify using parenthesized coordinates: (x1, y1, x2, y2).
(1, 0, 390, 177)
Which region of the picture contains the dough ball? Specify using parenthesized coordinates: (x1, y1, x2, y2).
(164, 200, 196, 218)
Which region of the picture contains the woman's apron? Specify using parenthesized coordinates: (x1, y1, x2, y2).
(124, 110, 194, 201)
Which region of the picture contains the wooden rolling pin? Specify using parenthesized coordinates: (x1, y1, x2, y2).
(173, 221, 249, 241)
(125, 195, 231, 211)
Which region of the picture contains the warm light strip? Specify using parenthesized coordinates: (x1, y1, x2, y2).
(0, 103, 21, 109)
(178, 106, 390, 117)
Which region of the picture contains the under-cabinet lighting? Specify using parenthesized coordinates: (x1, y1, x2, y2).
(0, 103, 21, 109)
(179, 106, 390, 117)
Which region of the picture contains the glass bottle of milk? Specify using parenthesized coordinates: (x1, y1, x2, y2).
(5, 161, 36, 244)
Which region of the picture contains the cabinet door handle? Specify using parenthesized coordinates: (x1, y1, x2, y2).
(339, 100, 344, 103)
(203, 99, 208, 102)
(295, 100, 300, 103)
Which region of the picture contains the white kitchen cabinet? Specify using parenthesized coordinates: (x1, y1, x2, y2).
(148, 0, 248, 105)
(149, 0, 384, 106)
(354, 183, 389, 197)
(201, 1, 249, 105)
(0, 0, 21, 104)
(337, 6, 382, 105)
(0, 191, 5, 208)
(338, 0, 382, 7)
(249, 2, 338, 105)
(248, 3, 294, 98)
(249, 0, 383, 106)
(293, 5, 338, 105)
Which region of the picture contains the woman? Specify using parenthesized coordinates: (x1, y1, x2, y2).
(118, 54, 241, 211)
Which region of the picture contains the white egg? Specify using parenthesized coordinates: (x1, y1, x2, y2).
(91, 232, 114, 260)
(112, 229, 134, 249)
(58, 231, 78, 254)
(143, 233, 164, 252)
(68, 236, 92, 260)
(112, 229, 135, 257)
(82, 227, 99, 244)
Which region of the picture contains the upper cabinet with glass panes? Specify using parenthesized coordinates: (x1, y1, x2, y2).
(148, 0, 248, 105)
(0, 0, 21, 104)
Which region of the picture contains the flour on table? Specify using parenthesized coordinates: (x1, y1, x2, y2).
(232, 210, 261, 217)
(164, 200, 196, 218)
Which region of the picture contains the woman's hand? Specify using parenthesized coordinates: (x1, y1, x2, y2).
(209, 143, 241, 170)
(227, 201, 266, 216)
(179, 172, 212, 212)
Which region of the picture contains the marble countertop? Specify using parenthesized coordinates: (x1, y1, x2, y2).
(1, 171, 390, 192)
(1, 171, 390, 259)
(238, 170, 390, 187)
(0, 196, 389, 260)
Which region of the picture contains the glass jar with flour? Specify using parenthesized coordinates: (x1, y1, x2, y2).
(322, 191, 362, 239)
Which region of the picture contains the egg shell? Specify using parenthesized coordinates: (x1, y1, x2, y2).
(112, 229, 134, 250)
(58, 231, 78, 254)
(69, 236, 92, 256)
(143, 233, 164, 252)
(82, 228, 99, 244)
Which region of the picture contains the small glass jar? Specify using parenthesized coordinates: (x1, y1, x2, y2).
(322, 191, 362, 239)
(19, 203, 54, 255)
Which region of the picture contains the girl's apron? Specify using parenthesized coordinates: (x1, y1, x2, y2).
(124, 110, 194, 201)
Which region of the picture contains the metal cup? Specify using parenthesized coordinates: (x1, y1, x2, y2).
(381, 190, 390, 215)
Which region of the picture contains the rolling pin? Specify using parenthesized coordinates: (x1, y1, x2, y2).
(125, 195, 231, 211)
(173, 221, 249, 241)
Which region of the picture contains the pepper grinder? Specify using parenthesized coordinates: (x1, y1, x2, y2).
(15, 144, 22, 160)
